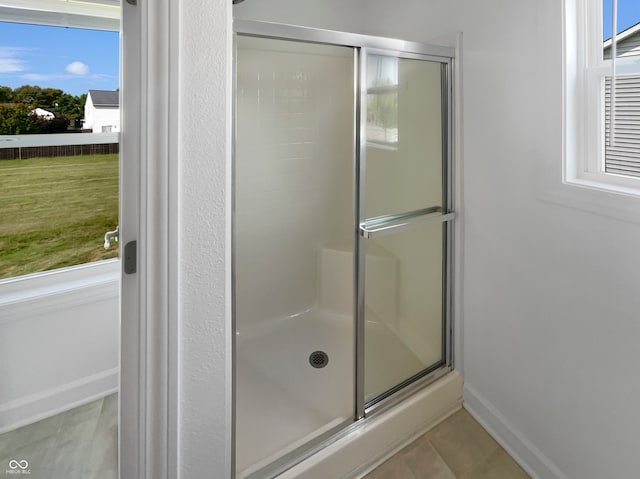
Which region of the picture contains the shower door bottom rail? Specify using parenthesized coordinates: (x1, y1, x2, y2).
(242, 417, 355, 479)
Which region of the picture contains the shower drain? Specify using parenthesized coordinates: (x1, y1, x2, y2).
(309, 350, 329, 369)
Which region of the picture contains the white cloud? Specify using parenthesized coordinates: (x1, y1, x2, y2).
(21, 72, 113, 83)
(22, 73, 59, 81)
(65, 61, 89, 75)
(0, 58, 26, 73)
(0, 47, 32, 73)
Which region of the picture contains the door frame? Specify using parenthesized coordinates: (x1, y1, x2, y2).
(120, 0, 179, 477)
(357, 47, 455, 412)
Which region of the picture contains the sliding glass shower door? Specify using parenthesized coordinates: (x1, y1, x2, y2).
(234, 35, 356, 478)
(359, 52, 452, 404)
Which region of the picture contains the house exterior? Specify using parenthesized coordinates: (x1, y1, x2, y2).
(83, 89, 120, 133)
(604, 21, 640, 59)
(29, 107, 55, 120)
(603, 23, 640, 176)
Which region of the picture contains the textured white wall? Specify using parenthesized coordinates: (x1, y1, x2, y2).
(178, 0, 233, 477)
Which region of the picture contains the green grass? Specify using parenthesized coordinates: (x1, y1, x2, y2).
(0, 154, 119, 280)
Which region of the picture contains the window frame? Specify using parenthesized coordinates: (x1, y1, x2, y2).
(0, 1, 121, 288)
(0, 0, 118, 31)
(565, 0, 640, 194)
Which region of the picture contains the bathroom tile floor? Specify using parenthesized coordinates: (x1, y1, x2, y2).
(363, 408, 530, 479)
(0, 394, 117, 479)
(1, 397, 528, 479)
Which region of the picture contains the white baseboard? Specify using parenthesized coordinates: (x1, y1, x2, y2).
(0, 367, 118, 434)
(463, 383, 570, 479)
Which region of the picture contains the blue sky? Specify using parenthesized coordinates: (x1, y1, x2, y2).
(0, 22, 119, 97)
(603, 0, 640, 39)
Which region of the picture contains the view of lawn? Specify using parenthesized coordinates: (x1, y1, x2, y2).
(0, 154, 118, 280)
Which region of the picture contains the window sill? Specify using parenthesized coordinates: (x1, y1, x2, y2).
(0, 260, 120, 323)
(541, 170, 640, 224)
(566, 172, 640, 198)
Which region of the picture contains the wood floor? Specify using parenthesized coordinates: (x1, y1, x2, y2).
(363, 409, 530, 479)
(0, 394, 117, 479)
(0, 397, 528, 479)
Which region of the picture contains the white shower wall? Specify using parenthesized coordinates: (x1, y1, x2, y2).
(235, 38, 354, 329)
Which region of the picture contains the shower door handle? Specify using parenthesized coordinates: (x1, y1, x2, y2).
(359, 208, 455, 239)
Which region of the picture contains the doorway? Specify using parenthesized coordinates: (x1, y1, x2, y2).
(0, 2, 122, 478)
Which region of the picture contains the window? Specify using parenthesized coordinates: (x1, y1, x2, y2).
(565, 0, 640, 193)
(0, 2, 120, 280)
(602, 1, 640, 178)
(366, 55, 399, 148)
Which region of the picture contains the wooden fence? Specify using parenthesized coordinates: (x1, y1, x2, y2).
(0, 142, 119, 160)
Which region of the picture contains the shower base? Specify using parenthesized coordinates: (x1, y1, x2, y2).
(235, 307, 427, 477)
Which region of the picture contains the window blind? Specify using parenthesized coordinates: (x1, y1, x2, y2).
(0, 0, 119, 31)
(604, 75, 640, 177)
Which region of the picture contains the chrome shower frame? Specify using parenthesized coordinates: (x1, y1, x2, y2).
(232, 20, 456, 479)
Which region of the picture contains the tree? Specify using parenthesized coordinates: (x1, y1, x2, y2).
(0, 104, 40, 134)
(13, 85, 63, 109)
(0, 85, 85, 132)
(0, 86, 13, 103)
(12, 85, 41, 104)
(37, 88, 64, 109)
(34, 114, 69, 133)
(56, 93, 85, 121)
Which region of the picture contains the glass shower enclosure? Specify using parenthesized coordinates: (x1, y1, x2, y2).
(234, 22, 454, 479)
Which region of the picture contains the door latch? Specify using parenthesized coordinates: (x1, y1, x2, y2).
(124, 241, 137, 275)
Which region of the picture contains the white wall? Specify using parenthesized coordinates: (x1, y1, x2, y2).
(0, 262, 118, 433)
(91, 108, 120, 133)
(234, 1, 366, 35)
(177, 1, 233, 477)
(454, 1, 640, 478)
(235, 38, 354, 328)
(83, 95, 94, 131)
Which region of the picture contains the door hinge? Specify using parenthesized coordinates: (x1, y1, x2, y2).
(124, 241, 137, 275)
